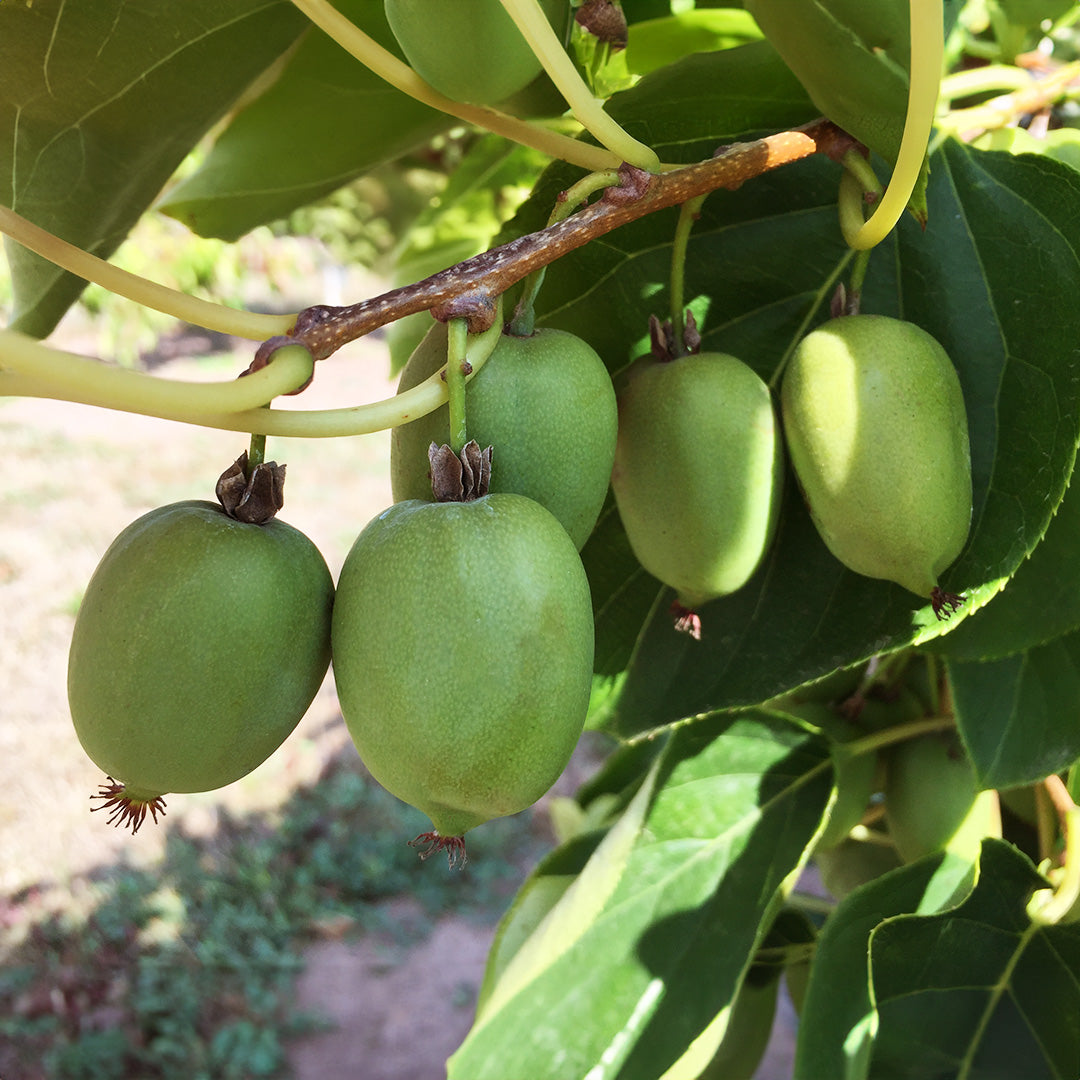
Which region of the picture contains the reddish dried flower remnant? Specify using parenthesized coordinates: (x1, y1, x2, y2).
(90, 777, 167, 834)
(409, 832, 468, 870)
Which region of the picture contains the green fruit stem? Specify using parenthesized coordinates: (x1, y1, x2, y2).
(246, 433, 267, 475)
(841, 714, 955, 762)
(3, 298, 505, 439)
(2, 331, 313, 419)
(939, 64, 1032, 102)
(288, 0, 620, 173)
(669, 194, 708, 354)
(1028, 781, 1080, 926)
(498, 0, 660, 171)
(446, 318, 470, 453)
(511, 167, 623, 336)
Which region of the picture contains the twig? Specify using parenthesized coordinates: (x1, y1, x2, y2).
(944, 60, 1080, 140)
(254, 119, 852, 368)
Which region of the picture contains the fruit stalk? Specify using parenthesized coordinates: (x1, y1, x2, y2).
(247, 433, 267, 473)
(446, 318, 470, 454)
(287, 0, 619, 172)
(498, 0, 660, 170)
(0, 205, 292, 340)
(2, 297, 506, 438)
(1, 331, 313, 418)
(669, 194, 708, 355)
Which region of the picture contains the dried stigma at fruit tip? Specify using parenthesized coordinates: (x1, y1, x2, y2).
(670, 601, 702, 641)
(931, 585, 964, 621)
(90, 777, 167, 834)
(409, 831, 468, 869)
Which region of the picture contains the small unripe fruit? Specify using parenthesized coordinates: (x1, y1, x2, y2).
(385, 0, 560, 105)
(68, 501, 334, 831)
(391, 323, 617, 550)
(611, 351, 783, 629)
(884, 732, 999, 863)
(816, 836, 903, 901)
(781, 315, 972, 615)
(332, 492, 594, 862)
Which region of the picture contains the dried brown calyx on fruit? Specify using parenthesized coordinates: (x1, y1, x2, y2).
(575, 0, 628, 49)
(429, 440, 493, 502)
(216, 451, 286, 524)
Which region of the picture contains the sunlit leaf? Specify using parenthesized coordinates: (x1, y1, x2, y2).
(0, 0, 307, 336)
(158, 0, 450, 241)
(448, 711, 831, 1080)
(949, 633, 1080, 788)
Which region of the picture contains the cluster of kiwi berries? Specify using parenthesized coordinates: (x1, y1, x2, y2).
(64, 0, 973, 857)
(65, 302, 972, 865)
(613, 312, 973, 638)
(66, 319, 618, 865)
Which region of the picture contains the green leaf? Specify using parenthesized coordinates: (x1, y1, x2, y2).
(975, 127, 1080, 176)
(868, 840, 1076, 1079)
(0, 0, 307, 337)
(158, 0, 449, 241)
(744, 0, 911, 164)
(476, 758, 660, 1024)
(795, 848, 978, 1080)
(801, 839, 1080, 1079)
(995, 0, 1077, 28)
(624, 10, 763, 78)
(929, 455, 1080, 661)
(476, 829, 605, 1016)
(504, 47, 1080, 734)
(948, 632, 1080, 788)
(583, 497, 666, 729)
(448, 711, 831, 1080)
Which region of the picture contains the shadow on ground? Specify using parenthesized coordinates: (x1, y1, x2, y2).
(0, 734, 553, 1080)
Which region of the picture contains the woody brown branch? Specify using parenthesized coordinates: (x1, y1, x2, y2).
(251, 119, 853, 370)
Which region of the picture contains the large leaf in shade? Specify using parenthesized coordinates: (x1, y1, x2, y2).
(929, 466, 1080, 662)
(948, 631, 1080, 789)
(799, 840, 1075, 1080)
(501, 45, 1080, 734)
(447, 710, 831, 1080)
(868, 840, 1077, 1079)
(158, 0, 450, 241)
(795, 855, 947, 1080)
(0, 0, 307, 337)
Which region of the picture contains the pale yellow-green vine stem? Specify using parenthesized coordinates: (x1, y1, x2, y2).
(838, 168, 872, 245)
(498, 0, 660, 171)
(0, 205, 293, 340)
(0, 330, 312, 417)
(1028, 806, 1080, 925)
(551, 170, 625, 225)
(938, 64, 1031, 103)
(846, 0, 943, 251)
(287, 0, 620, 173)
(2, 301, 505, 438)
